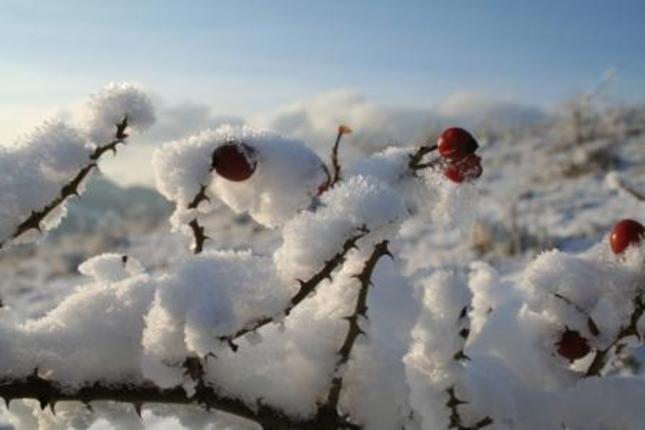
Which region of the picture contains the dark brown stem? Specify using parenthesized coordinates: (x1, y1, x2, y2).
(187, 184, 211, 254)
(446, 386, 493, 430)
(0, 117, 129, 249)
(322, 240, 391, 414)
(218, 227, 370, 350)
(585, 294, 645, 377)
(330, 130, 345, 187)
(0, 373, 356, 430)
(408, 143, 438, 170)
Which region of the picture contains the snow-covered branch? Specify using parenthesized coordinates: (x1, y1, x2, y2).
(0, 83, 155, 250)
(322, 240, 391, 414)
(0, 374, 339, 430)
(218, 227, 370, 351)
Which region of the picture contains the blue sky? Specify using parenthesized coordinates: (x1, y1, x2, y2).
(1, 0, 644, 141)
(0, 0, 645, 183)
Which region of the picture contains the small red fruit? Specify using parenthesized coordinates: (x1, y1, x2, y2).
(610, 219, 644, 255)
(556, 329, 590, 362)
(437, 127, 479, 161)
(211, 142, 257, 181)
(443, 154, 483, 183)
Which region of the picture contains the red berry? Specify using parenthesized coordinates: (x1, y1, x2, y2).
(556, 329, 590, 362)
(211, 142, 257, 181)
(437, 127, 479, 161)
(443, 154, 483, 183)
(610, 219, 644, 254)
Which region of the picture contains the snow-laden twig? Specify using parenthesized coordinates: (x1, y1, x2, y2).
(0, 372, 354, 430)
(186, 184, 211, 254)
(218, 226, 370, 351)
(445, 386, 493, 430)
(321, 240, 391, 416)
(553, 293, 601, 337)
(0, 118, 129, 250)
(585, 293, 645, 377)
(444, 306, 493, 430)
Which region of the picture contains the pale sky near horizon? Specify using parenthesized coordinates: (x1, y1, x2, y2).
(1, 0, 644, 159)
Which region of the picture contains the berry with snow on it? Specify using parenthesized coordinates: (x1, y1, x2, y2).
(437, 127, 479, 161)
(211, 142, 257, 181)
(556, 329, 590, 363)
(610, 219, 644, 255)
(443, 154, 483, 183)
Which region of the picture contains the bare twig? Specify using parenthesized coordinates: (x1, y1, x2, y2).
(321, 240, 391, 415)
(330, 125, 352, 187)
(0, 373, 359, 430)
(408, 143, 438, 171)
(0, 117, 129, 250)
(218, 227, 370, 351)
(585, 294, 645, 377)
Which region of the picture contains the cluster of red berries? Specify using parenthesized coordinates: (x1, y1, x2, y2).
(555, 218, 643, 362)
(437, 127, 483, 183)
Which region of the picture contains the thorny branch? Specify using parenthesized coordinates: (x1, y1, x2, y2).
(321, 240, 391, 416)
(585, 293, 645, 377)
(0, 372, 358, 430)
(0, 117, 130, 250)
(218, 226, 370, 351)
(0, 232, 380, 429)
(187, 184, 211, 254)
(444, 296, 492, 429)
(453, 305, 472, 362)
(446, 386, 493, 430)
